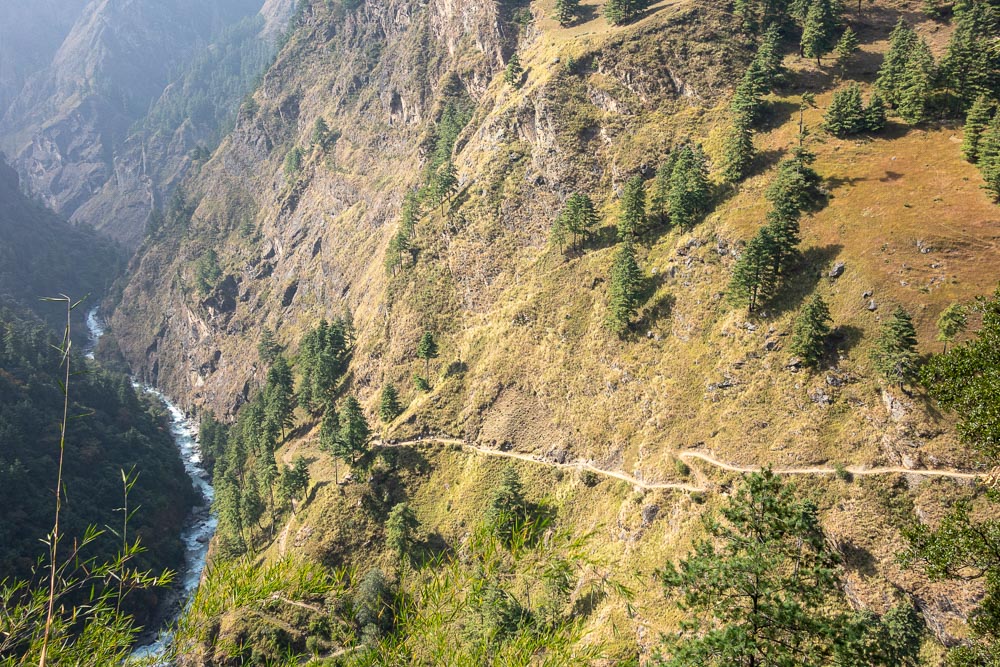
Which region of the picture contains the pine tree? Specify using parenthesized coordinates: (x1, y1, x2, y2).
(979, 112, 1000, 200)
(338, 396, 371, 465)
(607, 241, 642, 335)
(379, 383, 402, 423)
(756, 25, 786, 88)
(764, 208, 800, 276)
(864, 90, 887, 132)
(801, 0, 841, 66)
(416, 331, 439, 381)
(257, 328, 281, 365)
(962, 95, 996, 162)
(432, 160, 459, 210)
(650, 158, 675, 223)
(280, 456, 310, 506)
(729, 226, 778, 312)
(618, 175, 647, 240)
(559, 192, 599, 250)
(241, 473, 266, 538)
(668, 145, 711, 230)
(604, 0, 628, 24)
(790, 294, 832, 368)
(311, 117, 332, 150)
(264, 355, 295, 440)
(824, 83, 867, 137)
(504, 53, 524, 87)
(897, 37, 935, 123)
(721, 113, 756, 183)
(936, 302, 968, 352)
(939, 0, 998, 111)
(870, 306, 920, 389)
(835, 26, 859, 69)
(658, 471, 881, 666)
(554, 0, 581, 26)
(731, 58, 769, 126)
(875, 19, 916, 108)
(385, 502, 419, 560)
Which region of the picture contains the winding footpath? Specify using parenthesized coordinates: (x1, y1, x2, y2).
(372, 436, 986, 494)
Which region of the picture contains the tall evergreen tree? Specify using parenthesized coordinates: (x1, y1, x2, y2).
(790, 294, 832, 368)
(979, 112, 1000, 201)
(864, 90, 888, 132)
(650, 157, 675, 224)
(264, 355, 295, 440)
(801, 0, 841, 65)
(870, 306, 920, 389)
(729, 226, 778, 312)
(416, 331, 439, 381)
(385, 502, 419, 560)
(607, 241, 642, 335)
(668, 145, 711, 230)
(554, 0, 582, 26)
(875, 19, 917, 108)
(835, 26, 859, 69)
(618, 175, 647, 240)
(319, 407, 348, 482)
(897, 37, 935, 123)
(938, 0, 1000, 111)
(755, 25, 786, 88)
(504, 53, 524, 87)
(823, 83, 867, 137)
(962, 95, 996, 162)
(658, 470, 894, 666)
(338, 396, 371, 465)
(764, 207, 800, 276)
(557, 192, 599, 251)
(721, 114, 756, 183)
(257, 328, 281, 365)
(936, 302, 968, 352)
(731, 58, 770, 125)
(379, 384, 402, 423)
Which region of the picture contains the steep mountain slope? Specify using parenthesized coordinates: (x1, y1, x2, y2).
(108, 0, 1000, 660)
(0, 0, 276, 246)
(0, 0, 89, 117)
(0, 159, 122, 333)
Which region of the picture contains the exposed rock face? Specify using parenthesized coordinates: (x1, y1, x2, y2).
(110, 0, 743, 425)
(0, 0, 271, 246)
(0, 0, 89, 117)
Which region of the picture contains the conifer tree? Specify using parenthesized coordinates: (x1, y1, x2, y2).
(604, 0, 627, 24)
(256, 449, 279, 528)
(979, 112, 1000, 200)
(432, 160, 459, 210)
(897, 37, 935, 123)
(875, 20, 917, 108)
(668, 145, 711, 230)
(280, 456, 310, 506)
(554, 0, 581, 26)
(864, 90, 887, 132)
(939, 0, 999, 111)
(558, 192, 599, 250)
(504, 53, 524, 87)
(607, 241, 642, 335)
(756, 25, 786, 88)
(729, 226, 778, 312)
(319, 407, 348, 482)
(338, 396, 371, 465)
(801, 0, 841, 65)
(870, 306, 920, 389)
(264, 355, 295, 440)
(731, 59, 769, 126)
(764, 208, 800, 276)
(650, 158, 675, 224)
(790, 294, 832, 368)
(962, 95, 996, 163)
(241, 473, 266, 538)
(618, 175, 647, 240)
(379, 383, 402, 423)
(658, 471, 880, 666)
(385, 502, 419, 560)
(824, 83, 867, 137)
(936, 302, 968, 352)
(416, 331, 439, 381)
(835, 26, 859, 69)
(721, 113, 756, 183)
(311, 117, 332, 150)
(257, 328, 281, 365)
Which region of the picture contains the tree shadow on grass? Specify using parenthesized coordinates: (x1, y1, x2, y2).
(414, 531, 452, 568)
(763, 244, 844, 317)
(757, 99, 802, 132)
(828, 324, 864, 360)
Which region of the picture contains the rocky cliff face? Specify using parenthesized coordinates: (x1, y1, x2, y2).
(0, 0, 272, 246)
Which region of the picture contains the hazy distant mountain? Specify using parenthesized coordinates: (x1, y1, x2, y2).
(0, 0, 288, 247)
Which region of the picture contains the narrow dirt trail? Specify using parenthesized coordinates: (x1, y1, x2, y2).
(278, 515, 293, 556)
(376, 436, 984, 493)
